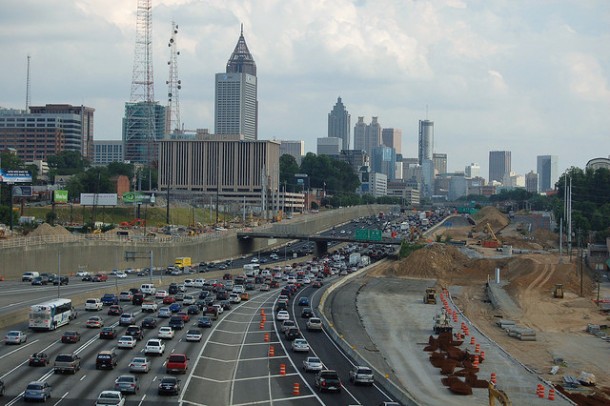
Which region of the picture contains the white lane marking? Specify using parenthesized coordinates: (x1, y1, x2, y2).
(137, 394, 147, 406)
(53, 391, 70, 405)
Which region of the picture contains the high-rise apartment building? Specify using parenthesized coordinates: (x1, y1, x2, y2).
(0, 105, 94, 161)
(328, 97, 350, 151)
(418, 120, 434, 165)
(279, 140, 304, 165)
(381, 128, 402, 155)
(536, 155, 558, 192)
(489, 151, 511, 183)
(353, 117, 381, 155)
(432, 153, 447, 175)
(214, 27, 258, 140)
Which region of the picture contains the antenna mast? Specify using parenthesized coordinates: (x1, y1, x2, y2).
(25, 55, 31, 111)
(166, 21, 182, 136)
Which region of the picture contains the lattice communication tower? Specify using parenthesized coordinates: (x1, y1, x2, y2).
(166, 21, 181, 135)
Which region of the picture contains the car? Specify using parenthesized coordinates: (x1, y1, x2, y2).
(176, 312, 190, 322)
(259, 284, 270, 291)
(29, 352, 50, 367)
(93, 273, 109, 282)
(166, 353, 189, 374)
(229, 294, 241, 304)
(169, 303, 182, 313)
(117, 335, 137, 349)
(240, 292, 250, 301)
(158, 307, 172, 318)
(101, 293, 119, 306)
(158, 327, 175, 340)
(187, 305, 200, 315)
(86, 316, 104, 328)
(168, 283, 179, 294)
(82, 275, 93, 282)
(125, 325, 144, 341)
(298, 297, 310, 306)
(118, 291, 133, 302)
(129, 356, 151, 373)
(5, 330, 27, 344)
(185, 329, 203, 342)
(114, 374, 139, 394)
(95, 390, 125, 406)
(141, 317, 157, 329)
(96, 350, 118, 370)
(281, 320, 296, 333)
(284, 327, 301, 341)
(23, 381, 52, 402)
(158, 376, 181, 395)
(315, 370, 342, 393)
(155, 290, 168, 299)
(184, 279, 194, 287)
(220, 300, 232, 310)
(132, 293, 145, 305)
(292, 338, 310, 352)
(61, 331, 80, 344)
(144, 339, 165, 356)
(303, 356, 324, 372)
(197, 316, 213, 328)
(53, 353, 81, 374)
(169, 317, 185, 330)
(301, 307, 314, 318)
(306, 317, 323, 331)
(349, 366, 375, 385)
(183, 295, 196, 305)
(100, 327, 118, 339)
(163, 295, 176, 304)
(312, 281, 322, 288)
(107, 305, 123, 316)
(276, 310, 289, 321)
(174, 292, 185, 301)
(115, 272, 127, 279)
(119, 313, 136, 326)
(52, 275, 69, 285)
(275, 301, 288, 312)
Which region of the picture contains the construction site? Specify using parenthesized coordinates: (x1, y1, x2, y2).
(368, 206, 610, 405)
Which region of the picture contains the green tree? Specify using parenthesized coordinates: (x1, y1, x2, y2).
(47, 151, 90, 176)
(279, 154, 299, 187)
(107, 162, 135, 179)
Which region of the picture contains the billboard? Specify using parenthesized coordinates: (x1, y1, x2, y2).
(122, 192, 155, 204)
(0, 170, 32, 183)
(54, 190, 68, 203)
(12, 186, 32, 197)
(80, 193, 118, 206)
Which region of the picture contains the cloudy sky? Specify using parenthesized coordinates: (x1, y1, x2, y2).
(1, 0, 609, 178)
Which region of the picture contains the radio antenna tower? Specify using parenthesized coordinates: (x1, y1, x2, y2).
(166, 21, 182, 136)
(25, 55, 31, 111)
(125, 0, 157, 189)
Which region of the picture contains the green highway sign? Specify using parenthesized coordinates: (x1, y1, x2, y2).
(354, 229, 382, 241)
(370, 229, 382, 241)
(355, 229, 369, 240)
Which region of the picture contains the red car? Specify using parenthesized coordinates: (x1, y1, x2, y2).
(177, 312, 190, 322)
(61, 331, 81, 343)
(163, 296, 176, 304)
(92, 273, 108, 282)
(107, 305, 123, 316)
(166, 353, 189, 374)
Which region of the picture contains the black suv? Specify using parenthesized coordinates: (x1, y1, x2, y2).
(168, 283, 179, 294)
(169, 317, 185, 330)
(52, 276, 69, 285)
(315, 370, 342, 393)
(132, 293, 145, 305)
(284, 327, 301, 341)
(126, 325, 144, 340)
(95, 350, 118, 370)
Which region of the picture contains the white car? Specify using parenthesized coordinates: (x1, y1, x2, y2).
(232, 285, 245, 294)
(4, 330, 27, 345)
(250, 257, 259, 263)
(129, 356, 150, 373)
(229, 294, 241, 304)
(276, 310, 289, 321)
(183, 295, 195, 305)
(292, 338, 310, 352)
(117, 335, 137, 349)
(184, 279, 194, 287)
(155, 290, 168, 299)
(281, 320, 295, 333)
(185, 329, 203, 342)
(76, 270, 90, 277)
(144, 339, 165, 355)
(95, 390, 125, 406)
(303, 356, 323, 372)
(303, 277, 311, 284)
(157, 327, 174, 340)
(177, 284, 186, 292)
(115, 272, 127, 279)
(212, 304, 224, 314)
(193, 279, 205, 288)
(259, 284, 270, 291)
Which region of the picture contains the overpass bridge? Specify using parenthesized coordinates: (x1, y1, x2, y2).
(236, 230, 402, 255)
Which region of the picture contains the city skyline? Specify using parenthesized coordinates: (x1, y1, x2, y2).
(0, 1, 608, 178)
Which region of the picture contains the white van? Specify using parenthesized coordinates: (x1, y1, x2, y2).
(22, 272, 40, 282)
(140, 284, 156, 295)
(85, 298, 103, 311)
(193, 279, 205, 288)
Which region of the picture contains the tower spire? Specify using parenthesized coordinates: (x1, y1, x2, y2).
(226, 25, 256, 76)
(166, 21, 181, 136)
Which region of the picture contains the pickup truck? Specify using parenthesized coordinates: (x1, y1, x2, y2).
(141, 301, 158, 312)
(349, 366, 375, 385)
(54, 353, 81, 374)
(166, 353, 189, 374)
(101, 294, 119, 306)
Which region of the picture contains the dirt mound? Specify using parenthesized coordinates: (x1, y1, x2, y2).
(472, 206, 509, 231)
(29, 223, 72, 237)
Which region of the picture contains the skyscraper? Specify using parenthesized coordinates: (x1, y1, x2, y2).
(353, 117, 381, 154)
(489, 151, 511, 183)
(432, 153, 447, 175)
(328, 97, 350, 150)
(536, 155, 558, 192)
(418, 120, 434, 164)
(215, 26, 258, 140)
(381, 128, 402, 155)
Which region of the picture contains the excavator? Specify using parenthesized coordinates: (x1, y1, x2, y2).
(488, 383, 512, 405)
(482, 222, 501, 248)
(119, 218, 146, 229)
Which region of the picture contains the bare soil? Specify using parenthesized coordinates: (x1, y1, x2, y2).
(370, 208, 610, 405)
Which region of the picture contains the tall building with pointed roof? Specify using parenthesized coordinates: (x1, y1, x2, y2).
(328, 97, 350, 150)
(215, 25, 258, 140)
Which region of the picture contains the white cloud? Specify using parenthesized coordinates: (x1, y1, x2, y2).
(565, 53, 610, 102)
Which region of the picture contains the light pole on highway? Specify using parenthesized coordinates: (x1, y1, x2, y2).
(57, 250, 61, 299)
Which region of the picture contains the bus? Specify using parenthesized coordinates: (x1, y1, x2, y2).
(243, 263, 260, 276)
(29, 298, 75, 331)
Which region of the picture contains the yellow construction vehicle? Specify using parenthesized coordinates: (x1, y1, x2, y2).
(488, 383, 511, 405)
(424, 288, 437, 304)
(553, 284, 564, 299)
(482, 222, 501, 248)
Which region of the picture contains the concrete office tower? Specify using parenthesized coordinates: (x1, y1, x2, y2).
(94, 141, 124, 165)
(215, 25, 258, 140)
(371, 145, 397, 181)
(317, 137, 342, 156)
(489, 151, 511, 183)
(382, 128, 402, 155)
(525, 171, 538, 193)
(279, 140, 304, 165)
(418, 120, 434, 164)
(353, 117, 382, 154)
(465, 163, 480, 178)
(536, 155, 558, 192)
(328, 97, 350, 150)
(432, 153, 447, 175)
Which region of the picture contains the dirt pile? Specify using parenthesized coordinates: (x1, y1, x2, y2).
(472, 206, 509, 231)
(29, 223, 72, 237)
